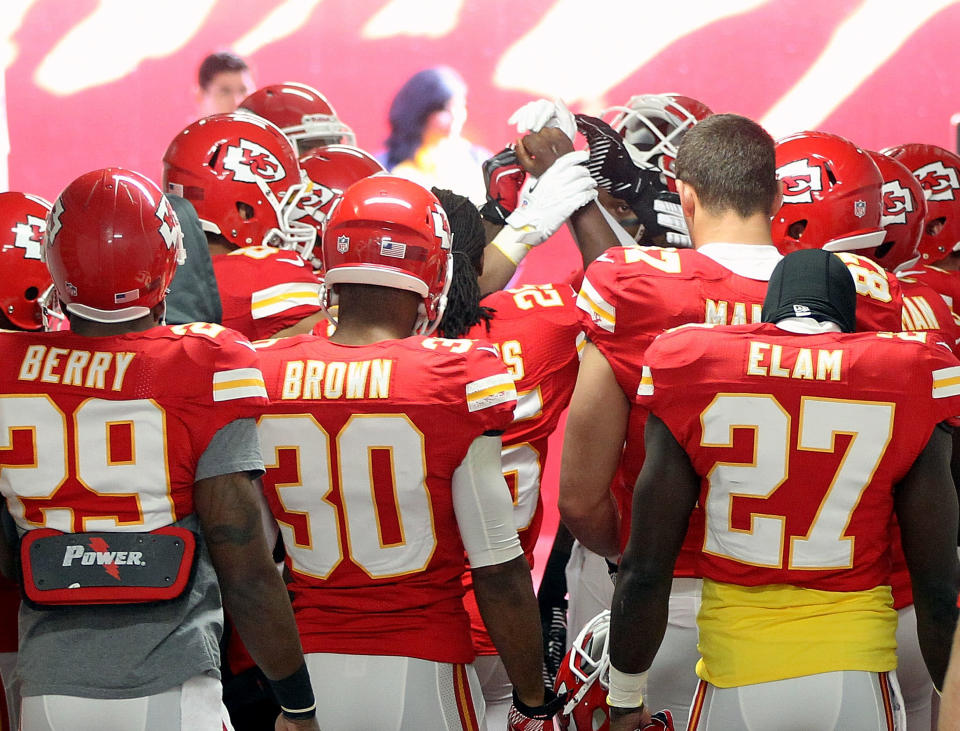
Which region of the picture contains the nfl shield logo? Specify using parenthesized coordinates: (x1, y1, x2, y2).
(854, 200, 867, 218)
(337, 235, 350, 253)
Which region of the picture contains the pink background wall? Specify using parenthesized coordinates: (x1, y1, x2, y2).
(6, 0, 960, 202)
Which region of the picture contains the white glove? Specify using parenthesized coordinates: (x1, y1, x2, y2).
(652, 197, 691, 248)
(492, 150, 597, 263)
(508, 98, 576, 141)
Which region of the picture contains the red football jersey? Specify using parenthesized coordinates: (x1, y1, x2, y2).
(899, 263, 960, 314)
(577, 246, 904, 568)
(0, 324, 267, 533)
(462, 283, 580, 654)
(897, 277, 960, 353)
(638, 323, 960, 591)
(255, 334, 517, 664)
(212, 247, 322, 341)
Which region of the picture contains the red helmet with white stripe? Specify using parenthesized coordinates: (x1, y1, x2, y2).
(43, 168, 185, 323)
(321, 176, 452, 335)
(297, 145, 386, 230)
(555, 610, 612, 731)
(0, 192, 53, 330)
(239, 83, 356, 155)
(162, 113, 315, 259)
(864, 150, 925, 272)
(772, 131, 884, 255)
(604, 93, 712, 188)
(882, 143, 960, 264)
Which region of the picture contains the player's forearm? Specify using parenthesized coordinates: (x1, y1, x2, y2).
(913, 581, 960, 690)
(609, 560, 673, 675)
(477, 244, 518, 296)
(570, 201, 618, 268)
(939, 624, 960, 730)
(196, 473, 307, 680)
(557, 486, 621, 558)
(473, 555, 546, 707)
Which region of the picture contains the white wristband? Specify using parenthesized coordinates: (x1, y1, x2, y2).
(607, 665, 647, 708)
(491, 225, 534, 265)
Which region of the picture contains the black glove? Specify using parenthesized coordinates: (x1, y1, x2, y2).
(479, 145, 525, 225)
(575, 114, 662, 204)
(576, 115, 690, 247)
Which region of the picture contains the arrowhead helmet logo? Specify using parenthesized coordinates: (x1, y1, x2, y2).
(914, 160, 960, 202)
(777, 158, 823, 204)
(221, 138, 286, 184)
(13, 214, 46, 261)
(155, 197, 182, 251)
(45, 197, 65, 251)
(880, 180, 914, 227)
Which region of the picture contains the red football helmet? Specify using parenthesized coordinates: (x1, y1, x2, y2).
(604, 93, 712, 188)
(772, 131, 884, 255)
(882, 143, 960, 264)
(297, 145, 386, 229)
(43, 168, 185, 323)
(162, 112, 316, 259)
(555, 610, 612, 731)
(864, 150, 925, 272)
(0, 192, 53, 331)
(321, 176, 452, 335)
(239, 82, 356, 155)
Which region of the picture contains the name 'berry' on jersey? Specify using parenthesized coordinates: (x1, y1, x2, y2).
(0, 323, 267, 532)
(212, 246, 322, 341)
(577, 246, 904, 568)
(463, 283, 581, 655)
(255, 334, 516, 664)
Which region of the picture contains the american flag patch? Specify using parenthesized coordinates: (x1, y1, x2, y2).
(380, 237, 406, 259)
(114, 289, 139, 303)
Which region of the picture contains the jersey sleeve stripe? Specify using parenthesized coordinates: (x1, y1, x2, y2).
(213, 368, 268, 401)
(466, 373, 515, 394)
(251, 282, 322, 320)
(933, 366, 960, 398)
(637, 365, 654, 397)
(466, 373, 517, 412)
(576, 278, 616, 333)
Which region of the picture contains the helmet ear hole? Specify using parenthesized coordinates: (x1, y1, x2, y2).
(236, 202, 255, 221)
(927, 216, 946, 237)
(24, 286, 39, 301)
(787, 220, 807, 240)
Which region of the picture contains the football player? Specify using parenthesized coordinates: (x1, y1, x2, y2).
(163, 112, 326, 340)
(0, 169, 317, 730)
(559, 113, 784, 727)
(433, 187, 581, 727)
(884, 144, 960, 322)
(772, 130, 903, 332)
(238, 82, 357, 156)
(609, 249, 960, 729)
(0, 190, 53, 731)
(254, 176, 562, 729)
(603, 92, 713, 189)
(294, 144, 385, 268)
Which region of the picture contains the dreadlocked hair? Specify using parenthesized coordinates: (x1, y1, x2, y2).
(432, 187, 495, 338)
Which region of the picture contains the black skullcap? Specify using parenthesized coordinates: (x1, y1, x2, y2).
(761, 249, 857, 333)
